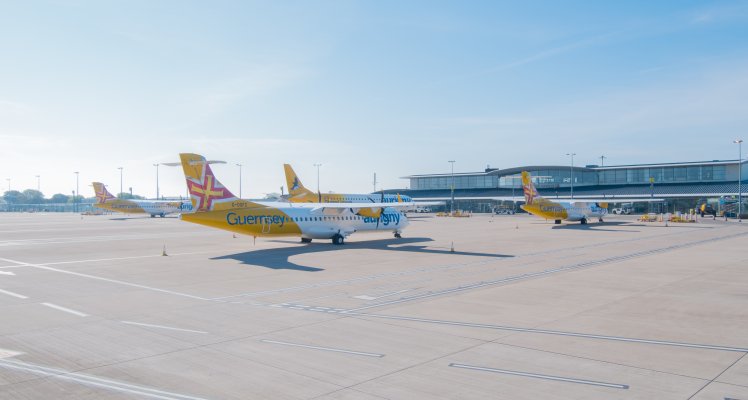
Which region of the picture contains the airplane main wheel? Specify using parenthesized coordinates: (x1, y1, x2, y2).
(598, 217, 604, 222)
(554, 220, 562, 224)
(301, 238, 312, 243)
(394, 232, 402, 238)
(332, 234, 344, 245)
(580, 218, 588, 225)
(160, 213, 165, 218)
(150, 214, 155, 218)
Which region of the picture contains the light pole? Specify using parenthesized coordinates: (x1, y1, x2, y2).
(74, 171, 79, 213)
(236, 163, 243, 198)
(153, 164, 160, 199)
(36, 175, 40, 191)
(735, 139, 743, 221)
(448, 160, 456, 214)
(313, 163, 322, 193)
(600, 155, 606, 167)
(117, 167, 123, 198)
(566, 153, 576, 199)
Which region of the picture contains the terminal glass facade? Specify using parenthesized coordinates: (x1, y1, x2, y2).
(499, 169, 597, 188)
(408, 163, 734, 190)
(598, 165, 726, 185)
(410, 174, 497, 190)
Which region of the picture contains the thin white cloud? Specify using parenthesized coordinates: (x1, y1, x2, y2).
(690, 2, 748, 24)
(195, 64, 310, 117)
(0, 100, 34, 116)
(444, 116, 534, 127)
(488, 33, 614, 72)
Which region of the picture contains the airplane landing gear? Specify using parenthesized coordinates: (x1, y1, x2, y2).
(332, 234, 345, 245)
(394, 232, 402, 238)
(580, 218, 588, 225)
(301, 238, 312, 243)
(598, 217, 604, 222)
(554, 220, 562, 224)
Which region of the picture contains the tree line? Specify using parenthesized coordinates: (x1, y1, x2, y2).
(2, 189, 144, 204)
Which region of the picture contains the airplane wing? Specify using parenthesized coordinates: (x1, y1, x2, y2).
(408, 196, 665, 202)
(302, 201, 443, 213)
(569, 197, 665, 202)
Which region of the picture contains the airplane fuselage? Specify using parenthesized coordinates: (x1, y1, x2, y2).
(95, 199, 192, 217)
(521, 199, 607, 223)
(288, 192, 412, 204)
(181, 202, 408, 239)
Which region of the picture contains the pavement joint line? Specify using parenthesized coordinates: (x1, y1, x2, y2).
(352, 313, 748, 353)
(448, 363, 629, 389)
(41, 302, 89, 317)
(489, 340, 715, 384)
(0, 349, 24, 359)
(0, 257, 210, 301)
(209, 257, 506, 301)
(259, 339, 385, 358)
(0, 288, 28, 299)
(0, 359, 209, 400)
(343, 231, 748, 313)
(0, 232, 221, 248)
(120, 321, 209, 334)
(206, 228, 699, 303)
(32, 251, 214, 267)
(687, 352, 747, 400)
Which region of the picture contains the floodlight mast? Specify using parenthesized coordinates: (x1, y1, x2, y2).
(735, 139, 743, 221)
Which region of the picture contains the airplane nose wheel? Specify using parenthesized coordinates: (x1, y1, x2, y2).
(394, 232, 402, 238)
(332, 234, 345, 245)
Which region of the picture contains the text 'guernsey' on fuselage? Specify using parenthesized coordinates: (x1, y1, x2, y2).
(182, 200, 408, 240)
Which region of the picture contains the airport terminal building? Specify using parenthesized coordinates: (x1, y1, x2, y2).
(389, 159, 748, 214)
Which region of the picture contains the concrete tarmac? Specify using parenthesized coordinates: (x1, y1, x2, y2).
(0, 212, 746, 399)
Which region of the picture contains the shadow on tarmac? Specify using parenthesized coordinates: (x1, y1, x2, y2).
(108, 216, 179, 221)
(550, 221, 641, 232)
(211, 237, 513, 271)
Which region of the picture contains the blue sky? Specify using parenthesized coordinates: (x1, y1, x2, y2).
(1, 1, 747, 198)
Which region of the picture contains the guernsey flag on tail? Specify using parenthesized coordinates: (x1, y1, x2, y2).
(521, 171, 539, 205)
(179, 153, 240, 212)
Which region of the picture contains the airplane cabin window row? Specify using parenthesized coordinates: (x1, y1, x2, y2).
(292, 216, 368, 222)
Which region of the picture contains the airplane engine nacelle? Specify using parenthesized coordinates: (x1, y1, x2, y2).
(356, 208, 382, 218)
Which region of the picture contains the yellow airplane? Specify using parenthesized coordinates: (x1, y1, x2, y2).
(92, 182, 192, 217)
(284, 164, 412, 204)
(179, 154, 430, 244)
(520, 171, 608, 224)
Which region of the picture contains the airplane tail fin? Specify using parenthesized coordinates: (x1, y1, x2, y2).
(521, 171, 541, 205)
(179, 153, 243, 212)
(92, 182, 116, 203)
(284, 164, 314, 196)
(284, 163, 319, 202)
